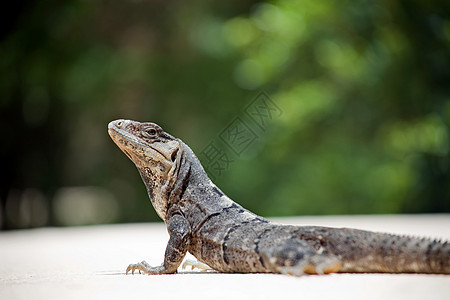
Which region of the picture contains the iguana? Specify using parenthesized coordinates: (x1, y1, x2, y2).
(108, 119, 450, 275)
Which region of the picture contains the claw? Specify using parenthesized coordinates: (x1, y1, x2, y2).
(125, 260, 177, 275)
(126, 263, 140, 275)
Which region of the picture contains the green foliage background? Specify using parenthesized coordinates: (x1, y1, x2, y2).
(1, 0, 449, 228)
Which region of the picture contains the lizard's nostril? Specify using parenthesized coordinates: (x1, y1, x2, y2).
(117, 121, 123, 128)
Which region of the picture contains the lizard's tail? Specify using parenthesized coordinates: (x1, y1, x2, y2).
(338, 230, 450, 274)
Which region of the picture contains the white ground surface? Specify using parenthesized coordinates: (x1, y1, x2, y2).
(1, 214, 449, 300)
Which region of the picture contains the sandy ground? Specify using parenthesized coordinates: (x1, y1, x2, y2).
(1, 214, 449, 300)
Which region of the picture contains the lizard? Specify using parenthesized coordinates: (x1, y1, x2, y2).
(108, 119, 450, 276)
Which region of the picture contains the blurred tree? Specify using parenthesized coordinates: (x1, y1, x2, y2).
(0, 0, 449, 229)
(215, 0, 450, 216)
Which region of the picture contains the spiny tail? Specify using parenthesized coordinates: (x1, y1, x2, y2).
(378, 235, 450, 274)
(335, 229, 450, 274)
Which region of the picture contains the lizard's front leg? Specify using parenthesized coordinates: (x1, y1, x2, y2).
(126, 214, 191, 275)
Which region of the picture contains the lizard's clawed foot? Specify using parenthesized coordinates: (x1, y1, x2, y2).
(280, 256, 341, 276)
(126, 260, 175, 275)
(261, 242, 342, 276)
(182, 259, 213, 271)
(126, 260, 152, 275)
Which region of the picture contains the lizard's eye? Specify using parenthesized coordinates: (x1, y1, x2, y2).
(142, 127, 157, 138)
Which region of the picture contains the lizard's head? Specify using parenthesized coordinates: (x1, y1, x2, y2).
(108, 119, 181, 220)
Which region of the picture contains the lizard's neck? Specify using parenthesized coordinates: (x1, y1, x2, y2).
(136, 141, 204, 221)
(164, 141, 217, 218)
(139, 140, 229, 222)
(165, 142, 234, 217)
(180, 142, 215, 188)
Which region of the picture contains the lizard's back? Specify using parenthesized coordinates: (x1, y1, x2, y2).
(189, 203, 450, 275)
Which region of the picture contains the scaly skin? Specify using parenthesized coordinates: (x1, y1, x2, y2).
(108, 119, 450, 275)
